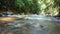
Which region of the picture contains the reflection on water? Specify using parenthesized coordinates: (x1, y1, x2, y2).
(0, 15, 56, 34)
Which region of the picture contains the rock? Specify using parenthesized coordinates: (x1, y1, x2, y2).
(0, 17, 17, 22)
(18, 17, 28, 20)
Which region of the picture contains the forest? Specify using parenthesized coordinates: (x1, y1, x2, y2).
(0, 0, 60, 16)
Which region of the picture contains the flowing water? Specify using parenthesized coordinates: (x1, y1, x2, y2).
(0, 15, 59, 34)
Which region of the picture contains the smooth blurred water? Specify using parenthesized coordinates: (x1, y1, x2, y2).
(0, 15, 56, 34)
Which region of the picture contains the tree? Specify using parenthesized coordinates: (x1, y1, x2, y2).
(15, 0, 40, 14)
(53, 0, 60, 17)
(0, 0, 59, 15)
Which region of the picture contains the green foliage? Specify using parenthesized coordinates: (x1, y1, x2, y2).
(15, 0, 40, 14)
(38, 0, 59, 16)
(0, 0, 60, 15)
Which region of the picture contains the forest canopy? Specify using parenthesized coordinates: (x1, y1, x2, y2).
(0, 0, 60, 15)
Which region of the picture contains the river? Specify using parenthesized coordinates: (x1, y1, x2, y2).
(0, 15, 59, 34)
